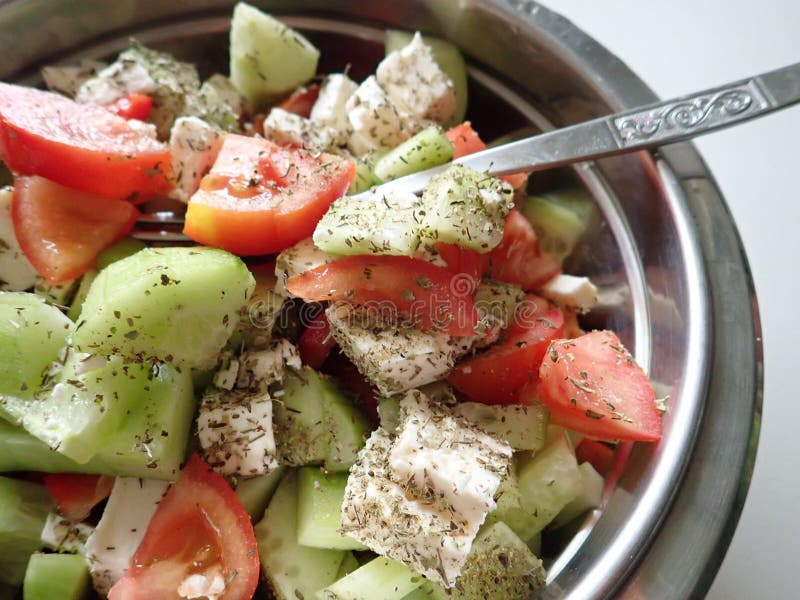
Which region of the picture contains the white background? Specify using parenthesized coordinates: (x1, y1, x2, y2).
(543, 1, 800, 597)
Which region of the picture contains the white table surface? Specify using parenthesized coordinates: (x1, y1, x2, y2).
(543, 1, 800, 597)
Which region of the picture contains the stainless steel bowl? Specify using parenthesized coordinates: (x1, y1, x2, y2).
(0, 1, 762, 598)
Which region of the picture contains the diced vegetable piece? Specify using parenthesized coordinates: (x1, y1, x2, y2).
(336, 553, 360, 580)
(72, 247, 255, 369)
(297, 468, 367, 550)
(347, 151, 382, 195)
(0, 187, 39, 292)
(94, 237, 147, 270)
(66, 270, 97, 322)
(0, 420, 102, 475)
(0, 292, 71, 402)
(470, 277, 523, 347)
(385, 30, 468, 126)
(551, 461, 605, 529)
(42, 474, 113, 522)
(106, 92, 153, 121)
(377, 395, 401, 432)
(521, 190, 594, 263)
(235, 467, 286, 522)
(324, 381, 371, 472)
(230, 2, 320, 107)
(373, 126, 453, 182)
(317, 557, 423, 600)
(23, 553, 90, 600)
(277, 84, 321, 117)
(255, 471, 345, 600)
(0, 477, 53, 586)
(446, 122, 528, 189)
(575, 439, 616, 476)
(419, 165, 513, 253)
(454, 401, 549, 451)
(274, 237, 338, 297)
(298, 311, 336, 369)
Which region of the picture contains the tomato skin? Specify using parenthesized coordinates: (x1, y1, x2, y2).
(445, 122, 528, 190)
(276, 84, 321, 118)
(107, 93, 154, 121)
(42, 474, 114, 521)
(286, 255, 479, 337)
(575, 439, 615, 476)
(433, 242, 489, 286)
(448, 295, 564, 404)
(12, 176, 139, 282)
(298, 311, 336, 369)
(184, 134, 355, 256)
(532, 330, 662, 442)
(487, 209, 561, 290)
(108, 454, 259, 600)
(0, 83, 171, 201)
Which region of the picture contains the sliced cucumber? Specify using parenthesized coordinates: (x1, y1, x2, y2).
(0, 420, 92, 475)
(401, 580, 448, 600)
(297, 468, 366, 550)
(72, 247, 255, 369)
(336, 553, 360, 580)
(230, 2, 319, 107)
(95, 238, 147, 271)
(453, 401, 549, 451)
(521, 188, 595, 263)
(317, 557, 423, 600)
(373, 126, 453, 183)
(385, 30, 468, 126)
(323, 384, 370, 472)
(551, 461, 604, 529)
(348, 152, 382, 195)
(23, 553, 90, 600)
(66, 271, 97, 322)
(377, 396, 401, 433)
(0, 477, 53, 586)
(255, 470, 345, 600)
(235, 467, 286, 521)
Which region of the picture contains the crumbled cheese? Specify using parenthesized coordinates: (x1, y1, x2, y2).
(0, 187, 39, 291)
(85, 478, 169, 596)
(326, 303, 469, 395)
(41, 512, 94, 554)
(168, 116, 224, 202)
(178, 571, 226, 600)
(212, 352, 240, 391)
(235, 338, 301, 390)
(310, 73, 358, 135)
(274, 237, 338, 297)
(345, 75, 415, 156)
(75, 57, 157, 106)
(197, 387, 279, 477)
(263, 107, 346, 152)
(540, 274, 598, 312)
(376, 32, 456, 124)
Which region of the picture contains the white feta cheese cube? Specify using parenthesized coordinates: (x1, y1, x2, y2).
(326, 303, 469, 395)
(75, 59, 157, 106)
(41, 512, 94, 554)
(85, 478, 169, 596)
(198, 388, 279, 477)
(345, 76, 414, 156)
(203, 73, 245, 119)
(168, 116, 224, 202)
(310, 73, 358, 135)
(235, 338, 301, 390)
(376, 32, 457, 125)
(0, 187, 39, 291)
(212, 353, 240, 391)
(263, 107, 346, 152)
(540, 274, 598, 312)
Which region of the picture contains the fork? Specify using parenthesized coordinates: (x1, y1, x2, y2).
(133, 61, 800, 243)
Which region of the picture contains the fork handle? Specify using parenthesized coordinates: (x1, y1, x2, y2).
(380, 62, 800, 195)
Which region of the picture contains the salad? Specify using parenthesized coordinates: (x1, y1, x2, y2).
(0, 3, 663, 599)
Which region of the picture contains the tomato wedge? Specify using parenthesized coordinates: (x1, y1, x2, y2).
(108, 454, 259, 600)
(286, 255, 479, 337)
(575, 439, 616, 476)
(276, 84, 321, 118)
(298, 311, 337, 369)
(184, 134, 355, 256)
(0, 83, 171, 201)
(42, 474, 114, 521)
(445, 122, 528, 189)
(532, 330, 662, 441)
(448, 295, 564, 404)
(107, 93, 154, 122)
(487, 209, 561, 291)
(12, 176, 139, 282)
(433, 242, 488, 286)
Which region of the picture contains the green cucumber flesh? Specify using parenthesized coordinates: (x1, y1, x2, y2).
(348, 152, 382, 195)
(336, 553, 359, 580)
(550, 461, 604, 529)
(255, 470, 345, 600)
(521, 189, 594, 263)
(373, 126, 453, 183)
(454, 401, 549, 451)
(296, 467, 366, 551)
(95, 238, 146, 271)
(377, 396, 401, 433)
(0, 477, 53, 585)
(66, 271, 97, 322)
(235, 467, 286, 521)
(322, 381, 369, 472)
(23, 553, 90, 600)
(72, 247, 255, 369)
(317, 557, 423, 600)
(230, 2, 319, 107)
(385, 30, 468, 126)
(273, 368, 329, 466)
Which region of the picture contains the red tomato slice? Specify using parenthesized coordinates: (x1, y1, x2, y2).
(107, 93, 154, 122)
(0, 83, 171, 201)
(533, 330, 662, 442)
(445, 122, 528, 190)
(276, 84, 321, 118)
(487, 209, 561, 290)
(285, 255, 479, 337)
(184, 134, 355, 256)
(298, 311, 337, 369)
(12, 176, 139, 282)
(42, 474, 114, 521)
(575, 439, 615, 476)
(433, 242, 489, 286)
(108, 454, 259, 600)
(448, 295, 564, 404)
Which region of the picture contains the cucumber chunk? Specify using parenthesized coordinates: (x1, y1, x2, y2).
(373, 126, 453, 183)
(255, 470, 345, 600)
(0, 477, 53, 585)
(235, 467, 286, 521)
(336, 553, 359, 579)
(23, 553, 90, 600)
(95, 237, 147, 271)
(72, 247, 255, 369)
(453, 401, 549, 451)
(66, 271, 97, 322)
(551, 461, 604, 529)
(385, 31, 468, 126)
(0, 420, 93, 475)
(230, 2, 319, 107)
(0, 292, 71, 402)
(348, 152, 382, 195)
(317, 557, 423, 600)
(323, 384, 370, 472)
(297, 468, 366, 551)
(521, 189, 594, 263)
